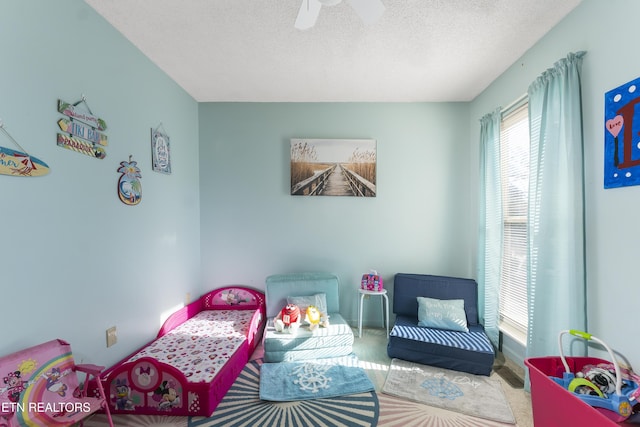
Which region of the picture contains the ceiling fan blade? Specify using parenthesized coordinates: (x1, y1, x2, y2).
(347, 0, 385, 25)
(295, 0, 322, 30)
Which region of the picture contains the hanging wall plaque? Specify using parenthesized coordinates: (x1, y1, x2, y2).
(56, 96, 108, 159)
(151, 124, 171, 174)
(117, 155, 142, 205)
(0, 122, 50, 177)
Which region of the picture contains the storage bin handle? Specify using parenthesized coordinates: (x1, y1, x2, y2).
(558, 329, 623, 396)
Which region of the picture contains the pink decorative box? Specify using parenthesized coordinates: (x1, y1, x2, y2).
(361, 273, 383, 292)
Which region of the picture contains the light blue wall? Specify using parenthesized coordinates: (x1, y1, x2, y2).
(6, 0, 637, 375)
(0, 1, 201, 366)
(470, 0, 640, 370)
(199, 102, 473, 325)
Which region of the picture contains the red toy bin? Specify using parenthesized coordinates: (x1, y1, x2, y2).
(525, 356, 639, 427)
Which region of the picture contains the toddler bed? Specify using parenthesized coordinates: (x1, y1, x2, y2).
(387, 273, 495, 376)
(99, 286, 265, 417)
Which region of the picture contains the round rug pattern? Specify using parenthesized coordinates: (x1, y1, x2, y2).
(188, 359, 379, 427)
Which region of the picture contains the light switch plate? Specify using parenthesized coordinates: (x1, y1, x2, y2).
(106, 326, 117, 347)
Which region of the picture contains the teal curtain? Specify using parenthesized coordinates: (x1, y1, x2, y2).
(526, 51, 587, 364)
(477, 108, 502, 348)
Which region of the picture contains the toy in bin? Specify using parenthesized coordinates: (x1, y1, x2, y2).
(361, 270, 383, 292)
(551, 330, 640, 422)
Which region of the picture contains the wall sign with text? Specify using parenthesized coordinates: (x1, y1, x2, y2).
(56, 97, 108, 159)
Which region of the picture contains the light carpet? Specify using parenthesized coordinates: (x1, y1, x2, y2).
(382, 358, 515, 425)
(260, 354, 375, 401)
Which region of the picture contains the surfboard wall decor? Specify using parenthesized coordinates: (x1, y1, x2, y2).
(0, 146, 50, 177)
(0, 123, 50, 177)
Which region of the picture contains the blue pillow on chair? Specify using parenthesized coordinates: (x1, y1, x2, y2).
(417, 297, 469, 332)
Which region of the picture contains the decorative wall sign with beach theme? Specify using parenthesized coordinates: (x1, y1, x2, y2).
(290, 138, 377, 197)
(151, 124, 171, 174)
(0, 121, 50, 177)
(605, 76, 640, 189)
(56, 97, 108, 159)
(117, 155, 142, 205)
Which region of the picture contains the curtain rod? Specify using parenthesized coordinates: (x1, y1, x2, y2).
(501, 93, 527, 115)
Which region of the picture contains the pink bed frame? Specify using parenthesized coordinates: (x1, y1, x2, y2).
(98, 287, 265, 417)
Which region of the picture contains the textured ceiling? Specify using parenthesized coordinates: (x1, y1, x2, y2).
(84, 0, 582, 102)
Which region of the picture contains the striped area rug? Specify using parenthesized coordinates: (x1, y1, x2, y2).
(190, 359, 379, 427)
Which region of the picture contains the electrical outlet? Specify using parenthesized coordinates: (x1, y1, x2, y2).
(106, 326, 117, 347)
(185, 292, 191, 304)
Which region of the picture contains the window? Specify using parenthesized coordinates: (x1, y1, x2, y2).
(499, 101, 529, 343)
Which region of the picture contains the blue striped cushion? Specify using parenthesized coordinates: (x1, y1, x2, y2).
(391, 316, 493, 354)
(263, 313, 354, 362)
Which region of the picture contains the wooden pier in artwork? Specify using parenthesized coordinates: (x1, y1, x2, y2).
(291, 163, 376, 197)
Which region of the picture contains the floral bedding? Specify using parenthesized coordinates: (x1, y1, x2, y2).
(127, 310, 254, 383)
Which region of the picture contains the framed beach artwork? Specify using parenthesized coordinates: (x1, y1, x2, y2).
(290, 138, 376, 197)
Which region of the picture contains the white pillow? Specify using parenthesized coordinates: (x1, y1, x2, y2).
(417, 296, 469, 332)
(287, 293, 328, 315)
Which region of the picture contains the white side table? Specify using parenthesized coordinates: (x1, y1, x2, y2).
(357, 289, 389, 338)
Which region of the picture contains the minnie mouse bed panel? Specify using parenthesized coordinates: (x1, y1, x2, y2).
(99, 286, 266, 417)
